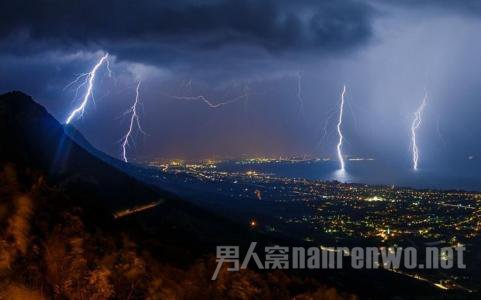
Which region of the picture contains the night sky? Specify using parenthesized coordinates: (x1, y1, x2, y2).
(1, 0, 481, 170)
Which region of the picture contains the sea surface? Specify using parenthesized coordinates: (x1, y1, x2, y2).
(214, 160, 481, 192)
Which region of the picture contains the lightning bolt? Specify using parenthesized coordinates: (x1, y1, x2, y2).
(169, 94, 247, 108)
(336, 85, 347, 171)
(65, 53, 110, 124)
(296, 71, 305, 115)
(164, 82, 249, 109)
(121, 81, 145, 163)
(411, 91, 428, 171)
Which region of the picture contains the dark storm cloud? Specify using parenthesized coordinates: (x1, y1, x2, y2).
(0, 0, 375, 62)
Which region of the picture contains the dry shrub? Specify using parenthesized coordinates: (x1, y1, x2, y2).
(43, 213, 115, 300)
(0, 195, 33, 271)
(86, 267, 115, 299)
(8, 195, 32, 254)
(0, 240, 14, 271)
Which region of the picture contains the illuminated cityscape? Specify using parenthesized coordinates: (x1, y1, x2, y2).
(146, 158, 481, 244)
(139, 157, 481, 292)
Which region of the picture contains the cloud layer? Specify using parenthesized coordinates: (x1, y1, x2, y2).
(0, 0, 375, 64)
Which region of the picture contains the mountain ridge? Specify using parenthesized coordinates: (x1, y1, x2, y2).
(0, 91, 166, 210)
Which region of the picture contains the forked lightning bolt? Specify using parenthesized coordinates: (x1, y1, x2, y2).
(411, 91, 428, 171)
(337, 85, 347, 171)
(164, 80, 260, 111)
(122, 81, 145, 163)
(165, 83, 249, 108)
(65, 53, 110, 124)
(167, 94, 247, 108)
